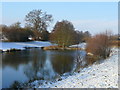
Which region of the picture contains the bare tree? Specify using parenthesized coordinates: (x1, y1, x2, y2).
(25, 9, 53, 40)
(25, 9, 53, 31)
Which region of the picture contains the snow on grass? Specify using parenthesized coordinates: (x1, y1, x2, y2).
(69, 43, 86, 49)
(31, 48, 118, 88)
(0, 41, 53, 51)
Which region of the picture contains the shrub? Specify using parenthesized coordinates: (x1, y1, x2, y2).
(86, 32, 111, 59)
(86, 55, 100, 65)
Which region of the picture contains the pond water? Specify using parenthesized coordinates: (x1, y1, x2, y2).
(1, 48, 86, 88)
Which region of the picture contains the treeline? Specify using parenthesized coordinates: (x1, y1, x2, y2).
(1, 20, 90, 44)
(1, 23, 34, 42)
(1, 22, 49, 42)
(1, 9, 91, 45)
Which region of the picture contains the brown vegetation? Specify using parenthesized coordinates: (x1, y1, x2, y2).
(43, 45, 82, 50)
(86, 32, 111, 59)
(86, 55, 100, 65)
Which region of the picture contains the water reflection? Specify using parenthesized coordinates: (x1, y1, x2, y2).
(2, 50, 32, 70)
(23, 50, 75, 80)
(2, 48, 83, 88)
(51, 51, 75, 74)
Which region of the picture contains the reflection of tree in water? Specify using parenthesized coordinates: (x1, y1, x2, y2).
(24, 49, 46, 80)
(52, 53, 74, 74)
(3, 48, 77, 82)
(23, 49, 56, 81)
(2, 50, 32, 70)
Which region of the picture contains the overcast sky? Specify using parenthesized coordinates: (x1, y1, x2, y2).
(1, 2, 118, 35)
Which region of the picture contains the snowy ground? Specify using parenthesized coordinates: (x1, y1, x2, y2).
(69, 43, 86, 50)
(0, 41, 54, 51)
(30, 48, 118, 88)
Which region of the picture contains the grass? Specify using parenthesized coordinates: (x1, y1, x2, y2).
(43, 45, 82, 50)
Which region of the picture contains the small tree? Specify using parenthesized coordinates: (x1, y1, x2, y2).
(86, 32, 111, 59)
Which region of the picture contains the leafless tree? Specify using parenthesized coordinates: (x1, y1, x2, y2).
(25, 9, 53, 40)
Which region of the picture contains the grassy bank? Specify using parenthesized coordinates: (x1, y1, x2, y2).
(42, 45, 82, 50)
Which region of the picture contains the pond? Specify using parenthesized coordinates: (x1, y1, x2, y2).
(1, 48, 86, 88)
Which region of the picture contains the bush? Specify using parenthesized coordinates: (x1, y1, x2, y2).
(86, 33, 111, 59)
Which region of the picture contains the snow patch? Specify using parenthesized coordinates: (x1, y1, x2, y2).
(0, 41, 53, 51)
(69, 43, 86, 49)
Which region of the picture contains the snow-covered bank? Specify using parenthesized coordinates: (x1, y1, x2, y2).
(0, 41, 53, 51)
(30, 48, 118, 88)
(0, 42, 86, 51)
(69, 43, 86, 50)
